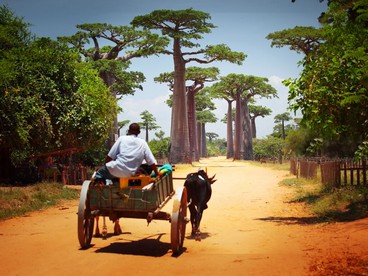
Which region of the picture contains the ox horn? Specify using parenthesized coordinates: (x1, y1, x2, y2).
(209, 174, 217, 184)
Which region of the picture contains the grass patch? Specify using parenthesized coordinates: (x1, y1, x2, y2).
(0, 182, 80, 220)
(248, 160, 290, 171)
(281, 177, 368, 221)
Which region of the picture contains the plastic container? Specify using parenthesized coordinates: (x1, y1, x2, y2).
(119, 175, 153, 189)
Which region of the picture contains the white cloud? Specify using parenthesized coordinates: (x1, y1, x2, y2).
(118, 92, 172, 137)
(268, 75, 285, 90)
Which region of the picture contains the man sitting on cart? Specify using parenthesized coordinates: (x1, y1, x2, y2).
(92, 122, 162, 184)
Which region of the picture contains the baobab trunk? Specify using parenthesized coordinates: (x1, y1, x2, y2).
(169, 38, 191, 164)
(198, 122, 207, 157)
(100, 71, 118, 148)
(187, 86, 199, 162)
(241, 98, 254, 160)
(226, 100, 234, 159)
(251, 117, 256, 139)
(234, 89, 242, 160)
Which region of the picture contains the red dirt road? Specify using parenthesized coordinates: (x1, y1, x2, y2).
(1, 157, 368, 275)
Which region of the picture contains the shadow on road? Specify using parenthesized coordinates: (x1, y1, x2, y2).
(256, 216, 322, 225)
(95, 233, 172, 257)
(185, 231, 211, 240)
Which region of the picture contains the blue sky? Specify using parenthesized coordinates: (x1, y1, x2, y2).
(2, 0, 328, 139)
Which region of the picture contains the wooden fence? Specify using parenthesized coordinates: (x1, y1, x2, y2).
(299, 159, 318, 179)
(41, 165, 90, 185)
(290, 158, 368, 188)
(61, 165, 90, 185)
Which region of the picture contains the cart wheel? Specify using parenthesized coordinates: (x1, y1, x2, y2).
(171, 186, 188, 254)
(78, 180, 94, 249)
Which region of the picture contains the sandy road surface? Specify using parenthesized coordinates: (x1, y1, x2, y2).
(1, 157, 368, 275)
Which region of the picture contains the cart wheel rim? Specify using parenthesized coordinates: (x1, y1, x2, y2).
(171, 187, 187, 254)
(78, 180, 94, 248)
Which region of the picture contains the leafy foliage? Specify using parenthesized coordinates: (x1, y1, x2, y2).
(268, 0, 368, 157)
(253, 136, 284, 160)
(0, 6, 116, 167)
(206, 138, 227, 157)
(148, 131, 170, 162)
(284, 127, 314, 157)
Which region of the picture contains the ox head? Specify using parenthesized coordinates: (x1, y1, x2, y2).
(198, 169, 217, 184)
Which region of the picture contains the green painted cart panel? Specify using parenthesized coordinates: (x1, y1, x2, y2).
(88, 173, 173, 212)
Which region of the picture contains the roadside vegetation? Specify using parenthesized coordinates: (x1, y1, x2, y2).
(281, 175, 368, 222)
(0, 183, 80, 220)
(244, 160, 368, 222)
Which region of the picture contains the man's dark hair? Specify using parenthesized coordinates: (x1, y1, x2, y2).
(128, 123, 141, 135)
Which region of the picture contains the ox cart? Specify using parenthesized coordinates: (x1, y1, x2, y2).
(77, 172, 188, 254)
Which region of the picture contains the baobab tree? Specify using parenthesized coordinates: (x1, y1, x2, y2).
(211, 74, 277, 160)
(155, 66, 219, 161)
(132, 9, 245, 163)
(249, 104, 272, 138)
(208, 82, 237, 159)
(139, 110, 160, 142)
(274, 112, 293, 140)
(195, 90, 217, 158)
(59, 23, 169, 147)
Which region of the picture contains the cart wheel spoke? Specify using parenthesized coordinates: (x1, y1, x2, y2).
(171, 187, 188, 254)
(78, 180, 94, 249)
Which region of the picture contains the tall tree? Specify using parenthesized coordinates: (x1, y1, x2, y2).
(118, 120, 130, 136)
(206, 132, 219, 143)
(132, 9, 246, 163)
(209, 82, 237, 159)
(155, 66, 220, 161)
(186, 67, 219, 161)
(197, 110, 217, 158)
(249, 104, 272, 138)
(139, 110, 160, 142)
(195, 89, 217, 158)
(266, 26, 324, 55)
(59, 23, 169, 147)
(274, 112, 293, 140)
(213, 74, 277, 160)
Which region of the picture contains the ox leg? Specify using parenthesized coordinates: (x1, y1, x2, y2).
(114, 219, 122, 235)
(188, 203, 198, 236)
(195, 188, 208, 241)
(94, 215, 102, 237)
(102, 216, 107, 239)
(195, 205, 205, 241)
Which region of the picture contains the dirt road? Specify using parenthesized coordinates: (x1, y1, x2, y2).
(1, 157, 368, 275)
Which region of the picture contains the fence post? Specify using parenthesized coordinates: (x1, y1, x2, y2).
(363, 160, 367, 186)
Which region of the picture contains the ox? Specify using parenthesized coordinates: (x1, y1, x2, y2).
(184, 169, 216, 241)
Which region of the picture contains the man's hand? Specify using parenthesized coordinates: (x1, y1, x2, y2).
(150, 163, 163, 177)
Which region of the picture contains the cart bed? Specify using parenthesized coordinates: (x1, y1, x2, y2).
(88, 173, 174, 212)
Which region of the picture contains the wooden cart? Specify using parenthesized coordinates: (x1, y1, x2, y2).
(77, 172, 188, 254)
